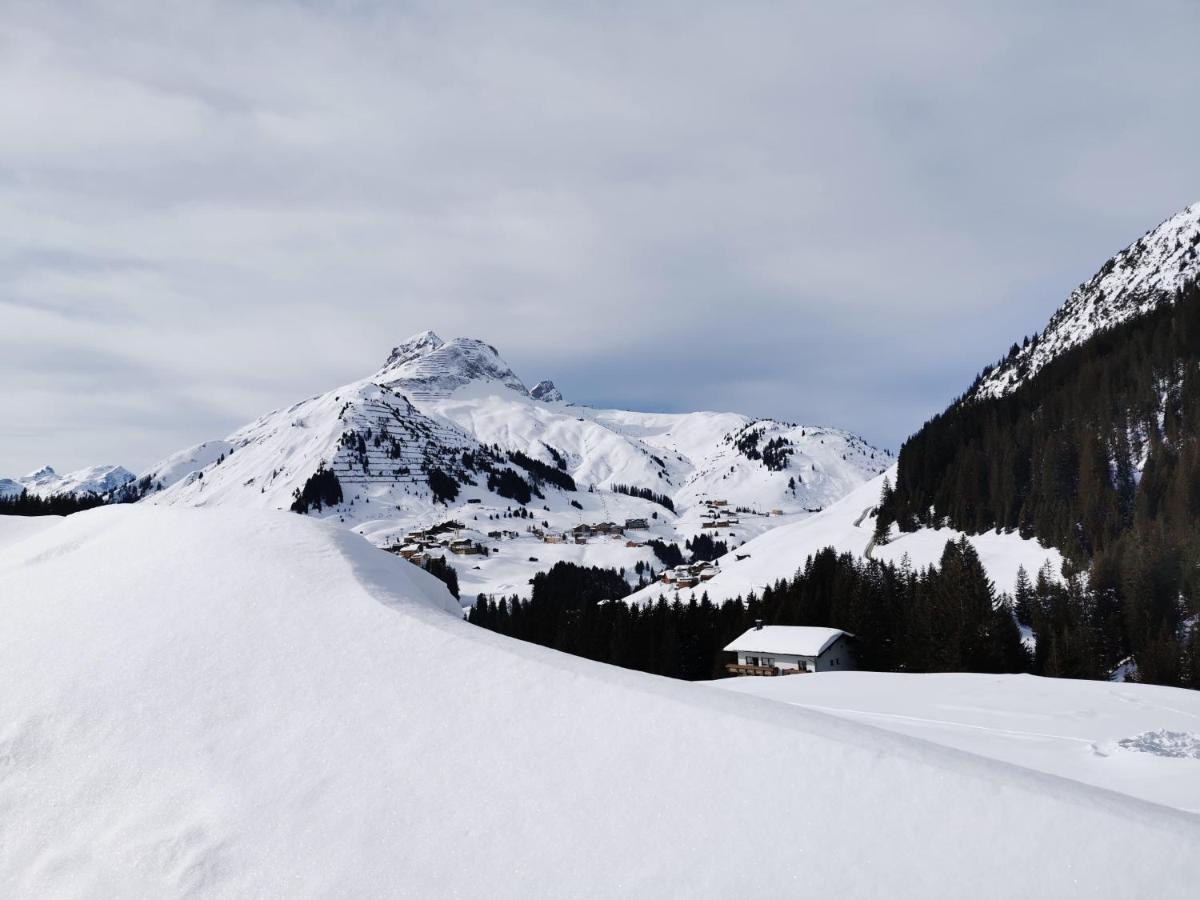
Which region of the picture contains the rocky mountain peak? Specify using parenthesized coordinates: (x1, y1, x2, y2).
(529, 380, 563, 402)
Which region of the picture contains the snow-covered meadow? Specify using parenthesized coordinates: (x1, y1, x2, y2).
(1, 507, 1198, 896)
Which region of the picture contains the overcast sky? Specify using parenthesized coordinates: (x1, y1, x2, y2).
(3, 1, 1199, 474)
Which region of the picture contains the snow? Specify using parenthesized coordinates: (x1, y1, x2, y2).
(626, 466, 1064, 605)
(0, 514, 62, 550)
(725, 625, 849, 657)
(974, 200, 1200, 399)
(2, 505, 1199, 896)
(714, 671, 1200, 815)
(137, 440, 234, 492)
(9, 463, 135, 497)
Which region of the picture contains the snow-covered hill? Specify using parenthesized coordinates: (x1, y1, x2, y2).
(139, 331, 888, 598)
(625, 466, 1064, 606)
(2, 506, 1197, 895)
(973, 201, 1200, 399)
(3, 463, 135, 498)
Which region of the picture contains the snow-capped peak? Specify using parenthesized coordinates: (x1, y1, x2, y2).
(22, 465, 58, 484)
(972, 200, 1200, 399)
(383, 330, 445, 369)
(529, 380, 563, 402)
(375, 335, 528, 398)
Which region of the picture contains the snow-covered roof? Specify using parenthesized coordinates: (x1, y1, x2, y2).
(724, 626, 850, 657)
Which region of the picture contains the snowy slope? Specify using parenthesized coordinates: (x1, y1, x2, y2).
(134, 439, 234, 493)
(2, 506, 1198, 896)
(715, 671, 1200, 814)
(0, 514, 62, 550)
(625, 467, 1064, 605)
(973, 200, 1200, 399)
(9, 463, 135, 497)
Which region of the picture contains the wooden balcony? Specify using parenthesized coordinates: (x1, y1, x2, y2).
(725, 663, 809, 677)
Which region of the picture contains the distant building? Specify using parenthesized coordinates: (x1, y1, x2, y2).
(724, 625, 855, 676)
(624, 518, 649, 530)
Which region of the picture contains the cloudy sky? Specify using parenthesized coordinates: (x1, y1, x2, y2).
(3, 0, 1199, 474)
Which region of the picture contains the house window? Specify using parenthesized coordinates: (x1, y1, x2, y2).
(761, 657, 774, 667)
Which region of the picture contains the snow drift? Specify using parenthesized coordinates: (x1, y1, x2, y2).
(1, 507, 1197, 896)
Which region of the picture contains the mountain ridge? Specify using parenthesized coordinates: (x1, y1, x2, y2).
(972, 200, 1200, 400)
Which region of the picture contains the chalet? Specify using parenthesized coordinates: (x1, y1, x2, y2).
(770, 508, 783, 517)
(395, 543, 422, 559)
(624, 518, 649, 530)
(449, 540, 483, 556)
(724, 624, 856, 676)
(662, 561, 720, 588)
(542, 533, 566, 544)
(574, 535, 589, 545)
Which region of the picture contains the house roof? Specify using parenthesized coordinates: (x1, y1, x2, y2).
(723, 626, 851, 658)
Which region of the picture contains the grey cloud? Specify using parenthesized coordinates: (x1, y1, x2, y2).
(2, 0, 1199, 472)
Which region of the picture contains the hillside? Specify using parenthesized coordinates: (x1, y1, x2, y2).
(881, 202, 1200, 686)
(2, 507, 1198, 895)
(624, 467, 1063, 608)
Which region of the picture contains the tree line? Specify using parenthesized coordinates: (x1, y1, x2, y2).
(466, 539, 1097, 682)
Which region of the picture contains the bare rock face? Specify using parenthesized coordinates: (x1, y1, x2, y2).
(529, 380, 563, 403)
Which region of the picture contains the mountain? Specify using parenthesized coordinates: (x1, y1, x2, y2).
(529, 379, 563, 402)
(8, 463, 135, 498)
(877, 200, 1200, 687)
(140, 331, 888, 598)
(972, 201, 1200, 399)
(2, 506, 1197, 895)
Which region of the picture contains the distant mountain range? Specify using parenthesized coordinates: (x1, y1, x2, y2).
(0, 464, 134, 499)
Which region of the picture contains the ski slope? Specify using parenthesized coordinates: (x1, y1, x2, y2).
(1, 507, 1198, 896)
(625, 467, 1065, 605)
